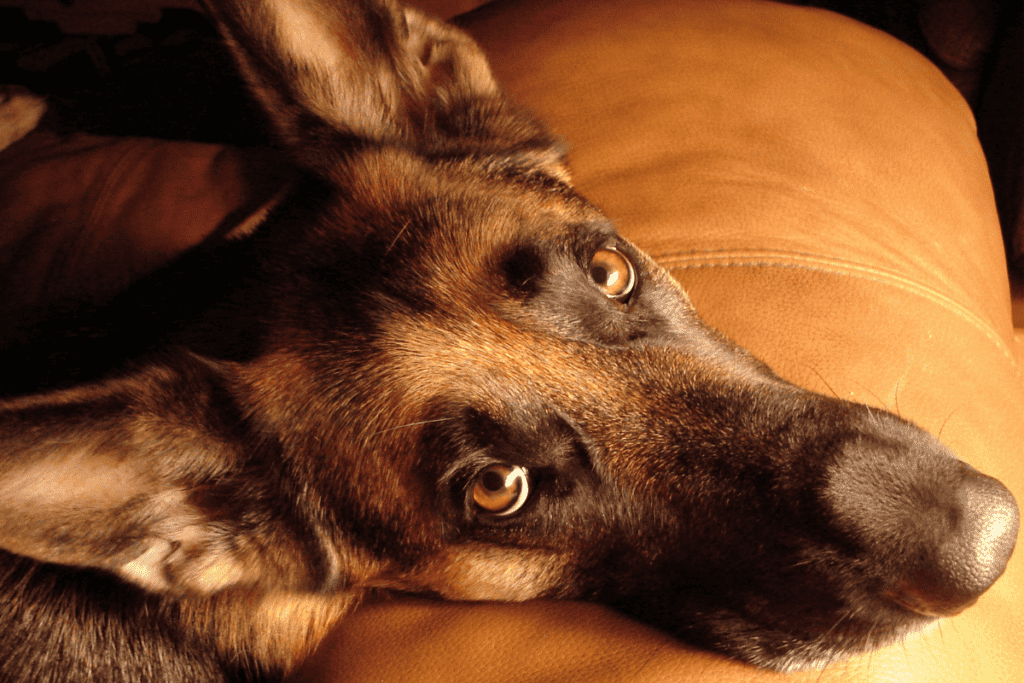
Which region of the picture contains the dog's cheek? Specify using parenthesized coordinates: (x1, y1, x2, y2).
(394, 544, 571, 601)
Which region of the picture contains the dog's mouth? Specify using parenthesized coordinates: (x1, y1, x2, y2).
(696, 605, 936, 673)
(599, 545, 946, 673)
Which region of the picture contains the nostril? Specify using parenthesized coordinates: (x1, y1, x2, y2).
(890, 466, 1019, 617)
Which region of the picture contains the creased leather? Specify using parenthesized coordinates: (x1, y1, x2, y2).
(0, 130, 290, 317)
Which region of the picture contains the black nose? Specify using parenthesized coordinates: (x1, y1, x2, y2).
(889, 465, 1019, 617)
(828, 432, 1020, 619)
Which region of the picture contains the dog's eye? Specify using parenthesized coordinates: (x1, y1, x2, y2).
(472, 464, 530, 516)
(590, 248, 635, 302)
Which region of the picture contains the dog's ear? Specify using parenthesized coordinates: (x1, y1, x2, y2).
(0, 354, 320, 596)
(206, 0, 568, 178)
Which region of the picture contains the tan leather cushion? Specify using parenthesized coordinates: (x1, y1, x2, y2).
(0, 130, 290, 318)
(295, 1, 1024, 682)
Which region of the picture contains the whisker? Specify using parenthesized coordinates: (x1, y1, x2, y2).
(382, 218, 412, 259)
(815, 649, 838, 683)
(807, 365, 841, 400)
(369, 417, 453, 438)
(936, 406, 960, 440)
(816, 611, 851, 647)
(851, 379, 888, 411)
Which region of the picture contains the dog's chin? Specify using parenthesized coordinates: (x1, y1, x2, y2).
(691, 605, 938, 673)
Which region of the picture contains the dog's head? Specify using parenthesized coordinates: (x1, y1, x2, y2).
(0, 0, 1017, 674)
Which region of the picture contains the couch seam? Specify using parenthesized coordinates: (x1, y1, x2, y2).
(655, 249, 1016, 364)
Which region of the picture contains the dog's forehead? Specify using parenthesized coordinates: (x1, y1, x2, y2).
(332, 146, 613, 250)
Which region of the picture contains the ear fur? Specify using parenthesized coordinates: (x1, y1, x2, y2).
(0, 352, 324, 596)
(205, 0, 570, 180)
(207, 0, 495, 146)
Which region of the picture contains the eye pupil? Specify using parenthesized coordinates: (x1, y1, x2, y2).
(590, 248, 635, 301)
(472, 464, 530, 516)
(481, 470, 506, 492)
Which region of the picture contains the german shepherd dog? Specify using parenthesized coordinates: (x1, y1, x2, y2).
(0, 0, 1019, 680)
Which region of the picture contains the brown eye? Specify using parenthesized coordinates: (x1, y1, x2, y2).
(472, 464, 530, 516)
(590, 248, 635, 301)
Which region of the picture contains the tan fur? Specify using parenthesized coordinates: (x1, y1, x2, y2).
(396, 544, 570, 601)
(182, 539, 387, 672)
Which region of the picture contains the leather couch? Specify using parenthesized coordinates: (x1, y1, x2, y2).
(1, 0, 1020, 681)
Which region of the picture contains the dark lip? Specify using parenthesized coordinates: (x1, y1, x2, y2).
(708, 605, 937, 672)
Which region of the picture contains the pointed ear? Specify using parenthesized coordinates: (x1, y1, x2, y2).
(206, 0, 569, 178)
(0, 353, 319, 595)
(207, 0, 496, 145)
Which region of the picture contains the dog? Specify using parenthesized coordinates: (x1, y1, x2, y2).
(0, 0, 1019, 680)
